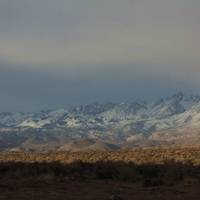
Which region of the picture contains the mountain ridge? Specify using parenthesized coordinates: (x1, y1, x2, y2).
(1, 92, 200, 151)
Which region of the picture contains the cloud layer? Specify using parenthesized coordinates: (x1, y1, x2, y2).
(0, 0, 200, 110)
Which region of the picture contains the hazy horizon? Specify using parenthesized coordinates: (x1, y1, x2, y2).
(0, 0, 200, 111)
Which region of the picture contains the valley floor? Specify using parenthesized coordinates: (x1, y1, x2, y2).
(0, 148, 199, 200)
(0, 179, 200, 200)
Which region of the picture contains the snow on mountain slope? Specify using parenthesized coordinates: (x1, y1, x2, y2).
(145, 92, 185, 119)
(0, 92, 199, 131)
(100, 102, 147, 121)
(0, 112, 33, 127)
(17, 118, 52, 128)
(1, 92, 200, 150)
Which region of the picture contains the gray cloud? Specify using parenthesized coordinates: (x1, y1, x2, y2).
(0, 62, 197, 111)
(0, 0, 200, 110)
(0, 0, 199, 66)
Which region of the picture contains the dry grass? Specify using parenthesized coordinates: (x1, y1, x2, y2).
(0, 148, 200, 165)
(0, 148, 200, 200)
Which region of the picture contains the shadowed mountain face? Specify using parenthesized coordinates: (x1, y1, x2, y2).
(1, 92, 200, 151)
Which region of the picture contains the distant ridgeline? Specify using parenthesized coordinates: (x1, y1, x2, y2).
(0, 92, 200, 151)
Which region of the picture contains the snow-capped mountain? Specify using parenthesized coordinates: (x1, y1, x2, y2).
(1, 92, 200, 151)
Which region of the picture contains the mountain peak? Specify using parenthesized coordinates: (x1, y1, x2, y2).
(1, 92, 200, 151)
(168, 91, 184, 102)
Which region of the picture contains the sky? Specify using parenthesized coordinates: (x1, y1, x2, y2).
(0, 0, 200, 111)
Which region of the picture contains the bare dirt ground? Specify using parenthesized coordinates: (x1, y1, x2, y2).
(0, 179, 200, 200)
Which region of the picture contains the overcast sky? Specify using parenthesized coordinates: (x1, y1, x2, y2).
(0, 0, 200, 111)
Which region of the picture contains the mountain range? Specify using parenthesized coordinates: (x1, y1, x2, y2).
(1, 92, 200, 151)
